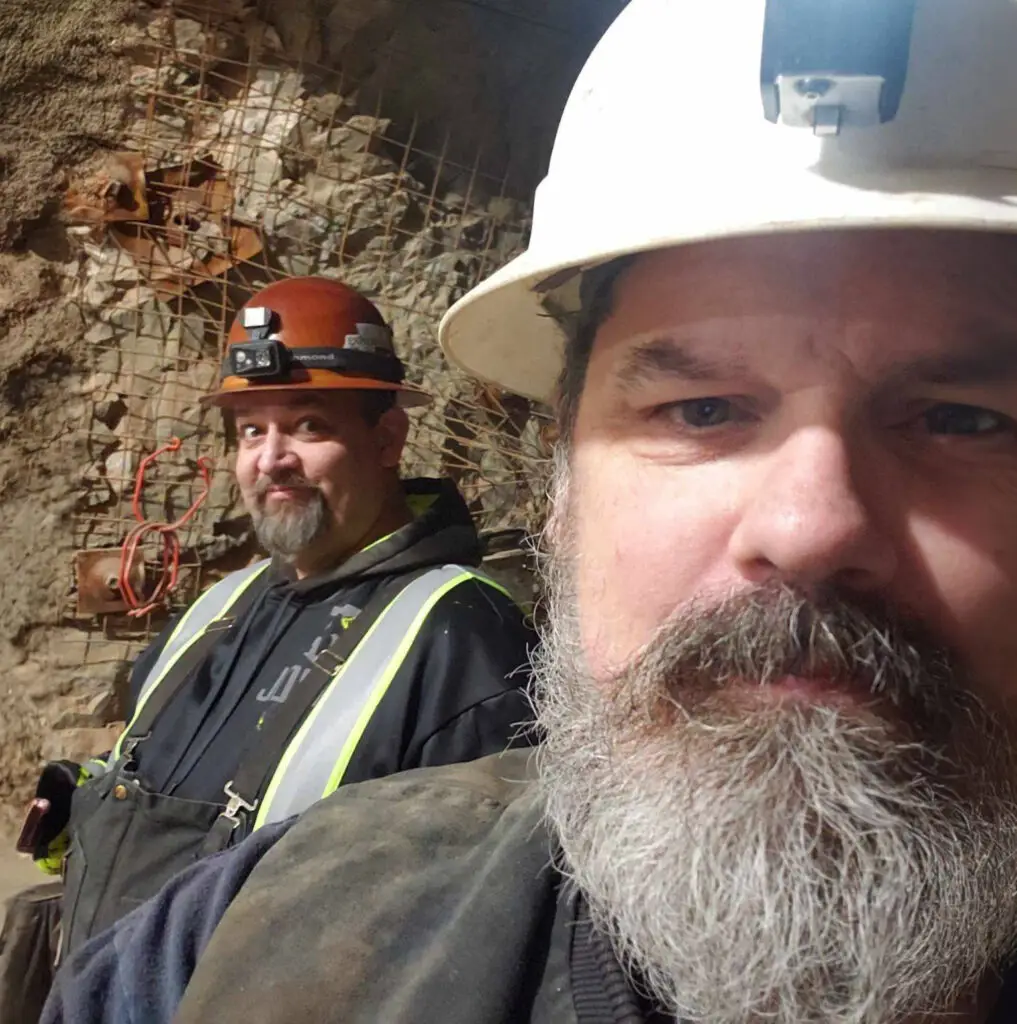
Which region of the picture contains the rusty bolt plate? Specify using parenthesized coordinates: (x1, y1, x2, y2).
(74, 549, 145, 617)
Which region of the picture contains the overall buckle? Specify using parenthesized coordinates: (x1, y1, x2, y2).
(220, 780, 259, 830)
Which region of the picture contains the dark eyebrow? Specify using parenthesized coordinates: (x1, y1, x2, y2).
(616, 336, 741, 389)
(889, 329, 1017, 387)
(614, 327, 1017, 395)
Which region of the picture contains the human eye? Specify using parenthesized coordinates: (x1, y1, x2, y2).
(657, 397, 751, 430)
(237, 422, 261, 441)
(922, 403, 1015, 437)
(294, 416, 333, 438)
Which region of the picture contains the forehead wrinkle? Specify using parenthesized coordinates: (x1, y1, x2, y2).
(615, 335, 747, 389)
(608, 319, 1017, 398)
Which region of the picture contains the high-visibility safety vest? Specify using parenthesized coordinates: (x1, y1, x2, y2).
(110, 560, 508, 829)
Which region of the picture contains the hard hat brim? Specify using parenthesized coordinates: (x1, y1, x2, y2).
(202, 369, 432, 409)
(440, 168, 1017, 405)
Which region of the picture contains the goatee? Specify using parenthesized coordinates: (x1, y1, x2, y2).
(250, 474, 328, 561)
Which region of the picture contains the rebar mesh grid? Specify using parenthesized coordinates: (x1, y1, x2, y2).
(63, 0, 558, 674)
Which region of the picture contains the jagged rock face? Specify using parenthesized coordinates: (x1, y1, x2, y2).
(264, 0, 627, 195)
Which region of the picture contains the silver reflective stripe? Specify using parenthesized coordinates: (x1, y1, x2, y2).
(255, 564, 493, 828)
(111, 559, 272, 761)
(137, 559, 272, 702)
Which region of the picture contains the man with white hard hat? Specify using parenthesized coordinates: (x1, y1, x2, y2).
(40, 0, 1017, 1021)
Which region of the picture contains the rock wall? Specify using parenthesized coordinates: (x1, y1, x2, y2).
(0, 0, 623, 832)
(0, 0, 134, 835)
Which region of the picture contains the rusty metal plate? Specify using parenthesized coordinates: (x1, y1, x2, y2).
(74, 549, 145, 616)
(63, 152, 149, 226)
(65, 154, 263, 299)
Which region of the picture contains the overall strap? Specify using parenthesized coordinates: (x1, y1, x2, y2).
(113, 562, 272, 763)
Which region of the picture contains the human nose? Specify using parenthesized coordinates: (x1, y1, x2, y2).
(727, 426, 897, 592)
(255, 427, 300, 477)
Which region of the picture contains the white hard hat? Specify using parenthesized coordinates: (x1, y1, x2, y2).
(440, 0, 1017, 404)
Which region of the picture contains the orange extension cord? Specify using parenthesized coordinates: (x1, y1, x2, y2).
(117, 437, 213, 617)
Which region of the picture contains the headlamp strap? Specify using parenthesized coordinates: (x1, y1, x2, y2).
(222, 343, 405, 384)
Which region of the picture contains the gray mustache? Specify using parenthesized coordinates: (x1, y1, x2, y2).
(641, 583, 962, 721)
(254, 474, 319, 497)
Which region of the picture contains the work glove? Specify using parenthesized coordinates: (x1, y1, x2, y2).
(27, 760, 97, 875)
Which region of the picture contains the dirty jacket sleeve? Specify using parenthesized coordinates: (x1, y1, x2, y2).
(39, 820, 292, 1024)
(173, 751, 552, 1024)
(41, 753, 543, 1024)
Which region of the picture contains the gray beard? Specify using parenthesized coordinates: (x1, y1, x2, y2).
(533, 457, 1017, 1024)
(251, 491, 328, 562)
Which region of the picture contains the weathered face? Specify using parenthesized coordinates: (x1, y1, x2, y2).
(536, 230, 1017, 1024)
(572, 230, 1017, 728)
(231, 390, 406, 571)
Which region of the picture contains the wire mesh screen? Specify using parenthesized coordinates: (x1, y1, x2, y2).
(62, 0, 561, 683)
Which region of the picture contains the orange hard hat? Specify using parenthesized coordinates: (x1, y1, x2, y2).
(204, 277, 429, 408)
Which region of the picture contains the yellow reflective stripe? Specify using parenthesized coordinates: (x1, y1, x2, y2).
(250, 573, 512, 827)
(111, 565, 269, 761)
(319, 570, 490, 798)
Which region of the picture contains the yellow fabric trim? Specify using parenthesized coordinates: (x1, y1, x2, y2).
(319, 570, 486, 799)
(358, 528, 397, 555)
(467, 570, 512, 602)
(356, 493, 436, 554)
(353, 493, 437, 555)
(111, 565, 270, 761)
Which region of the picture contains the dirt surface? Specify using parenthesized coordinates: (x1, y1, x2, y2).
(0, 0, 132, 832)
(0, 0, 131, 246)
(0, 254, 90, 836)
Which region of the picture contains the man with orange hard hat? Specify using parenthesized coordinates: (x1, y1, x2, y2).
(14, 275, 535, 980)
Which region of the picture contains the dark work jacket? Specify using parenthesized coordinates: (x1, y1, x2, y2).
(42, 751, 1017, 1024)
(117, 477, 536, 805)
(51, 478, 536, 957)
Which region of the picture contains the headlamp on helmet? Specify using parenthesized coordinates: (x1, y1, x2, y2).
(760, 0, 919, 135)
(223, 305, 404, 385)
(228, 307, 286, 380)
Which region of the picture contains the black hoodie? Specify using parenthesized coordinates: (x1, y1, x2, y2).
(125, 477, 536, 806)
